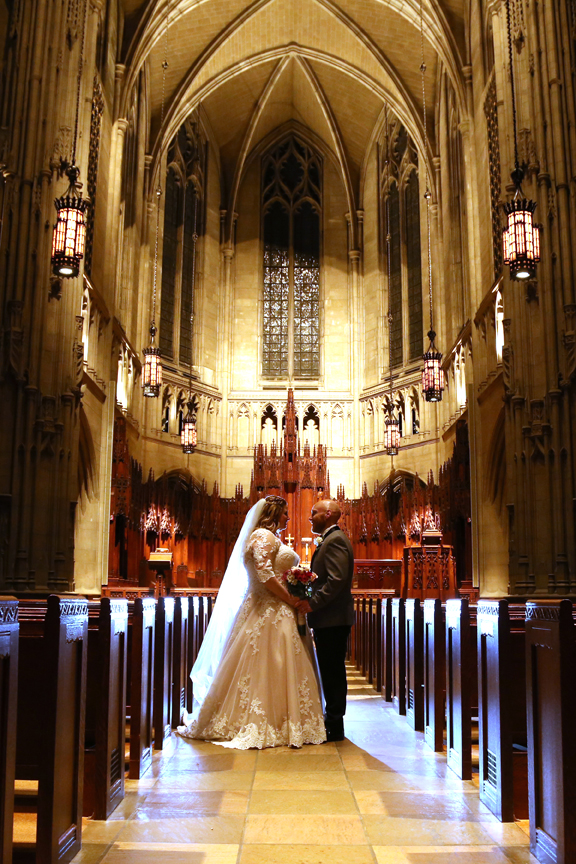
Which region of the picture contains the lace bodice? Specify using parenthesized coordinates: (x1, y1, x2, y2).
(178, 524, 326, 749)
(245, 528, 299, 589)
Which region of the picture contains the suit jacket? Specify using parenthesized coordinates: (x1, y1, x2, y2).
(308, 525, 355, 629)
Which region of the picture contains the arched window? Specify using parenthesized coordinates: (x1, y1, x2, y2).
(159, 115, 205, 366)
(405, 170, 423, 360)
(381, 122, 423, 369)
(262, 137, 321, 380)
(389, 182, 402, 367)
(160, 167, 180, 358)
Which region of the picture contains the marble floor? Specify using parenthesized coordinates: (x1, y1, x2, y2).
(75, 667, 537, 864)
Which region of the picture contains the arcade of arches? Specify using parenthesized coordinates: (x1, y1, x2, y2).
(1, 2, 576, 599)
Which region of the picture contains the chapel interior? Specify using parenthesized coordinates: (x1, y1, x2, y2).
(1, 0, 575, 861)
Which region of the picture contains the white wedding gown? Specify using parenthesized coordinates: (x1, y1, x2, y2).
(177, 528, 327, 749)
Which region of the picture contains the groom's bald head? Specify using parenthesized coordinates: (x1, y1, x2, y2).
(310, 499, 341, 534)
(321, 499, 341, 524)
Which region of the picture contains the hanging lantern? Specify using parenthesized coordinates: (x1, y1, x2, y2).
(142, 323, 162, 397)
(422, 330, 444, 402)
(503, 196, 540, 280)
(51, 165, 88, 278)
(181, 401, 197, 454)
(384, 412, 400, 456)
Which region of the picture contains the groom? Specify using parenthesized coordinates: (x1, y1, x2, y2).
(297, 499, 354, 742)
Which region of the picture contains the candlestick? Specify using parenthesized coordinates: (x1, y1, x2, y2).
(301, 537, 312, 569)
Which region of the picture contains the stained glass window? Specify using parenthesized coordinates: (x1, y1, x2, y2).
(262, 138, 321, 380)
(263, 202, 289, 377)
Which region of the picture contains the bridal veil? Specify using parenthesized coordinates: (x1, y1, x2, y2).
(189, 497, 267, 709)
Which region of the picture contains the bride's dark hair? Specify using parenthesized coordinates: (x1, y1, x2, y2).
(255, 495, 288, 531)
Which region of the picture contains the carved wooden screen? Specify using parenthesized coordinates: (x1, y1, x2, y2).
(262, 137, 321, 380)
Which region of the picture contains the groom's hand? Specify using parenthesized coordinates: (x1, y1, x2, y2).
(296, 599, 312, 614)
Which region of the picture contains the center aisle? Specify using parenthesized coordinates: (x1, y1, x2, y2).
(76, 667, 535, 864)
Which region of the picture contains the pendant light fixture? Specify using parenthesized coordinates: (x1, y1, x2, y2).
(51, 0, 89, 279)
(383, 113, 400, 457)
(181, 192, 199, 453)
(502, 0, 540, 280)
(419, 0, 444, 403)
(143, 36, 169, 398)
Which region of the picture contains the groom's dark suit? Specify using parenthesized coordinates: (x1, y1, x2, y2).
(308, 525, 354, 740)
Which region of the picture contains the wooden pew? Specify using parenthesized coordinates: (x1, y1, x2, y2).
(445, 598, 477, 780)
(186, 595, 200, 712)
(0, 597, 18, 864)
(186, 593, 215, 712)
(405, 598, 424, 731)
(351, 594, 362, 671)
(423, 598, 445, 752)
(369, 595, 382, 691)
(477, 599, 528, 822)
(84, 598, 128, 820)
(129, 597, 156, 779)
(153, 596, 175, 749)
(172, 596, 189, 727)
(391, 598, 406, 715)
(525, 599, 576, 864)
(15, 596, 88, 864)
(381, 596, 393, 702)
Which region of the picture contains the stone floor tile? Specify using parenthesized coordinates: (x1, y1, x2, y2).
(102, 842, 239, 863)
(154, 770, 254, 790)
(362, 815, 496, 846)
(253, 752, 342, 771)
(354, 790, 484, 820)
(252, 770, 350, 790)
(248, 789, 357, 814)
(479, 822, 532, 846)
(239, 844, 375, 864)
(243, 814, 368, 845)
(115, 814, 245, 844)
(372, 846, 520, 863)
(81, 820, 126, 843)
(158, 750, 257, 773)
(68, 843, 110, 864)
(141, 790, 250, 814)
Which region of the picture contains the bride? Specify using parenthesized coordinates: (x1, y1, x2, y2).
(177, 495, 326, 749)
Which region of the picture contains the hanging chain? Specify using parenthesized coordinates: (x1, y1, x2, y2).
(420, 0, 434, 334)
(385, 112, 394, 411)
(151, 24, 169, 327)
(71, 0, 89, 165)
(505, 0, 520, 174)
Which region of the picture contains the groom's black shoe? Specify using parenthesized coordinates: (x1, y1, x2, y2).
(326, 730, 345, 742)
(325, 723, 345, 742)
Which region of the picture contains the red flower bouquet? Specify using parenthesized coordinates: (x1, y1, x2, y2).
(282, 566, 317, 635)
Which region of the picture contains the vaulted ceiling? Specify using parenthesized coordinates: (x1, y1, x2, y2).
(120, 0, 468, 216)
